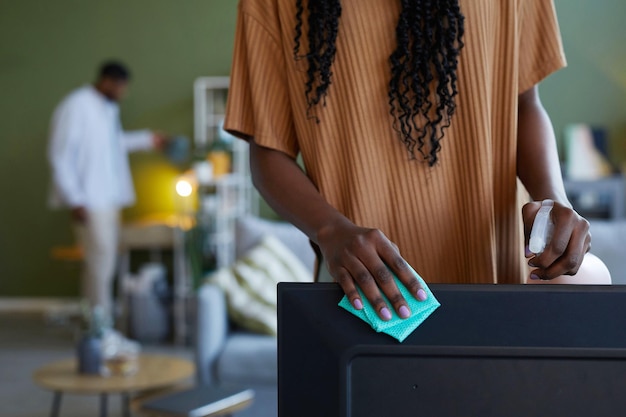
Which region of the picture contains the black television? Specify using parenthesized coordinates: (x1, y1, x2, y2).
(278, 283, 626, 417)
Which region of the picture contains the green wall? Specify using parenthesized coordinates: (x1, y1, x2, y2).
(0, 1, 624, 297)
(545, 0, 626, 164)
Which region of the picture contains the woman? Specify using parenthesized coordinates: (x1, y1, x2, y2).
(224, 0, 611, 321)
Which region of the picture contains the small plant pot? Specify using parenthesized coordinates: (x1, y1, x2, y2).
(76, 335, 103, 375)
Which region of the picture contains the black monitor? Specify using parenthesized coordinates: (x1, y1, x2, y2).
(278, 283, 626, 417)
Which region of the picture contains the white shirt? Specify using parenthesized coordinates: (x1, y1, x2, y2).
(48, 85, 153, 210)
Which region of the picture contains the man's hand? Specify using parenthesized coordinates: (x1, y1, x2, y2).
(317, 217, 427, 321)
(152, 132, 169, 150)
(522, 201, 591, 280)
(70, 206, 88, 224)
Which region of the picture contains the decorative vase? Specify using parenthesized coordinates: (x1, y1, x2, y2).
(76, 335, 103, 375)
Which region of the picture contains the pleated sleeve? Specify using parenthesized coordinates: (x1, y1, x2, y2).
(224, 3, 299, 158)
(517, 0, 567, 93)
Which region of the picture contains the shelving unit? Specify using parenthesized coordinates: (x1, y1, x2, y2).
(193, 76, 258, 266)
(169, 76, 259, 343)
(193, 76, 230, 149)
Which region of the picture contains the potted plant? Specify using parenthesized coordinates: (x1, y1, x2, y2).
(75, 303, 109, 375)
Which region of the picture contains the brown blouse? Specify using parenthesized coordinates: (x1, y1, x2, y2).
(224, 0, 566, 284)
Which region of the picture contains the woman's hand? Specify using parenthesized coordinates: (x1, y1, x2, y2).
(70, 206, 88, 224)
(522, 201, 591, 280)
(248, 140, 427, 319)
(317, 218, 428, 321)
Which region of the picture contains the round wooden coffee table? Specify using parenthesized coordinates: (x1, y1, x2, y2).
(33, 353, 194, 417)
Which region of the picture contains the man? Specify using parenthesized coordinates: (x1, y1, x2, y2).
(224, 0, 610, 321)
(48, 61, 165, 317)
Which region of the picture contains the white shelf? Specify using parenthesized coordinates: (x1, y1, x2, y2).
(169, 76, 262, 344)
(194, 77, 230, 148)
(192, 77, 260, 265)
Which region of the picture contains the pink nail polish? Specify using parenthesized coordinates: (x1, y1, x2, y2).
(380, 307, 392, 321)
(399, 305, 410, 319)
(353, 299, 363, 310)
(525, 245, 533, 258)
(417, 289, 427, 301)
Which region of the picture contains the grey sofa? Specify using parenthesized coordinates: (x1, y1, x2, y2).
(195, 216, 316, 417)
(195, 284, 278, 417)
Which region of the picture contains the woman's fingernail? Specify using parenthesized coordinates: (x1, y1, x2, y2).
(353, 299, 363, 310)
(525, 245, 532, 257)
(417, 289, 428, 301)
(530, 273, 541, 280)
(399, 305, 411, 319)
(380, 307, 392, 321)
(528, 260, 537, 268)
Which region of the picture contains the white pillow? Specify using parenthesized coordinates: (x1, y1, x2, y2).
(235, 215, 316, 272)
(207, 234, 313, 335)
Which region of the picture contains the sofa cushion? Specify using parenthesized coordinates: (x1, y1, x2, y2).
(235, 215, 316, 272)
(589, 220, 626, 284)
(216, 332, 277, 385)
(208, 234, 313, 335)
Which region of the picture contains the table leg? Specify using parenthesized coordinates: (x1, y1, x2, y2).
(122, 392, 131, 417)
(100, 393, 108, 417)
(50, 392, 62, 417)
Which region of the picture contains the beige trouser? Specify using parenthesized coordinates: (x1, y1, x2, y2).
(74, 208, 120, 316)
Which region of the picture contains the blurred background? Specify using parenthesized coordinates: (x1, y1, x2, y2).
(0, 0, 625, 299)
(0, 0, 239, 298)
(0, 1, 625, 416)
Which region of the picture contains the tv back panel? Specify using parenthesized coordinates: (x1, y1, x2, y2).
(278, 283, 626, 417)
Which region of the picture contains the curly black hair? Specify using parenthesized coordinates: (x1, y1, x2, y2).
(294, 0, 465, 166)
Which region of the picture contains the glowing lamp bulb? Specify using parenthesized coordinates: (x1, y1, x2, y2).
(176, 179, 193, 197)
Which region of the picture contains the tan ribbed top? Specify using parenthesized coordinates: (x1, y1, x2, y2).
(224, 0, 566, 284)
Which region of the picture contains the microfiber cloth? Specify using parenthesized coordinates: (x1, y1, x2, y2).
(338, 267, 440, 342)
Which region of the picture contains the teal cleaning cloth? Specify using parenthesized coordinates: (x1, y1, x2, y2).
(338, 267, 440, 342)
